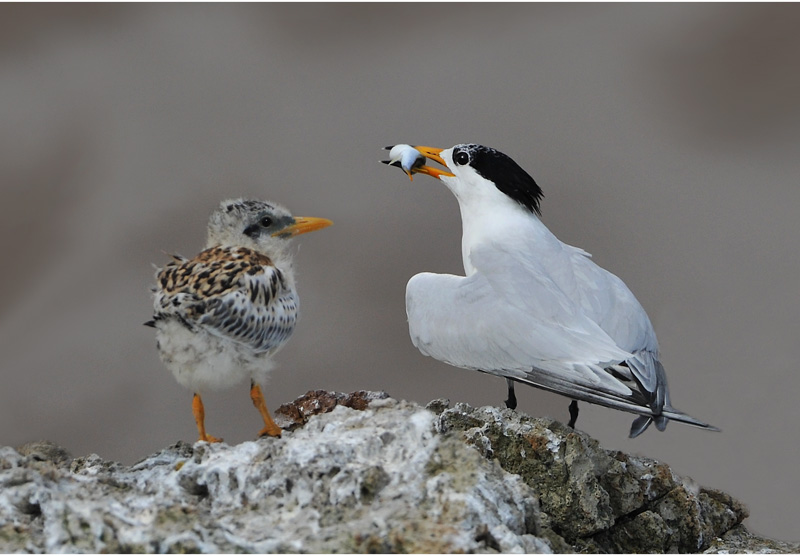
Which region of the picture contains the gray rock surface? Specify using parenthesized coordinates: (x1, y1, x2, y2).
(0, 391, 795, 553)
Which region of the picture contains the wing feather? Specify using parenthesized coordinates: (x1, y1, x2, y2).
(153, 246, 297, 353)
(406, 237, 670, 418)
(406, 271, 632, 396)
(474, 239, 665, 403)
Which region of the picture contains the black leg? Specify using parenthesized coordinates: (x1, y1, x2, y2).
(504, 378, 517, 410)
(567, 399, 579, 428)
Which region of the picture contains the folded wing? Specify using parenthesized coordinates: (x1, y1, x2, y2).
(407, 239, 716, 432)
(152, 246, 298, 354)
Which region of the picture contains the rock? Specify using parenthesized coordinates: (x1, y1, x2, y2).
(704, 525, 800, 554)
(433, 401, 757, 552)
(273, 389, 390, 431)
(0, 391, 795, 553)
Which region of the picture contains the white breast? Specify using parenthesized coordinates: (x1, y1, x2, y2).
(155, 320, 277, 393)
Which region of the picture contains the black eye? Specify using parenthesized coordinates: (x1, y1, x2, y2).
(259, 216, 273, 227)
(454, 150, 470, 166)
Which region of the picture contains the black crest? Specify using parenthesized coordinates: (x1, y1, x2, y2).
(453, 144, 543, 215)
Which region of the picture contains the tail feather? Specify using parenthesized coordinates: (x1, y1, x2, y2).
(629, 416, 653, 438)
(661, 406, 721, 432)
(498, 366, 720, 436)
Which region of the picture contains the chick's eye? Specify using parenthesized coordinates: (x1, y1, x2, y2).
(259, 217, 273, 227)
(454, 151, 470, 166)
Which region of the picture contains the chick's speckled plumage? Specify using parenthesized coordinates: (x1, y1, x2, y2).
(148, 198, 331, 441)
(153, 246, 297, 356)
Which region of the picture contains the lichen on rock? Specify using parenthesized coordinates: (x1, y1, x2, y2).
(431, 399, 758, 552)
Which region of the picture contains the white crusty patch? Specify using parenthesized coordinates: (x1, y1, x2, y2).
(0, 399, 549, 553)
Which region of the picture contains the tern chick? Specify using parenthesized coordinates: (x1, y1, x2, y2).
(147, 198, 332, 442)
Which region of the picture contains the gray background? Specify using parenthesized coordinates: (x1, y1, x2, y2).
(1, 4, 798, 541)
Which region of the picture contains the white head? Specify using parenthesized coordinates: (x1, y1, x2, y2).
(388, 144, 545, 275)
(206, 198, 332, 263)
(410, 143, 543, 216)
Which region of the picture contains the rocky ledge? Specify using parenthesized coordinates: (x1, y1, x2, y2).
(1, 391, 796, 553)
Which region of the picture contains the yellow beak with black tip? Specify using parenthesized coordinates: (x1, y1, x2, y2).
(273, 216, 333, 238)
(411, 146, 456, 180)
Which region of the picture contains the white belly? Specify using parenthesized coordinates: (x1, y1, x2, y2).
(155, 320, 276, 393)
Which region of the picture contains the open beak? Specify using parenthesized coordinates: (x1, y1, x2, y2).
(381, 145, 456, 181)
(410, 146, 455, 180)
(273, 216, 333, 238)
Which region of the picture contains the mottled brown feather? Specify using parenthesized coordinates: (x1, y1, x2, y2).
(152, 246, 296, 352)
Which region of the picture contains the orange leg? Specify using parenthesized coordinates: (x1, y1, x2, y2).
(192, 393, 222, 443)
(250, 381, 282, 438)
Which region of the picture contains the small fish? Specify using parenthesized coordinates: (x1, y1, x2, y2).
(382, 144, 425, 180)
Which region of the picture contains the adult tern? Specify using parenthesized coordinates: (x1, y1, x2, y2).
(384, 143, 718, 437)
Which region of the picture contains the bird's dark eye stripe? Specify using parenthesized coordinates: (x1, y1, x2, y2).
(244, 223, 261, 238)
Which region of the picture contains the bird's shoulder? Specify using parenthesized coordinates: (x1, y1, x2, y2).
(154, 246, 291, 323)
(156, 246, 277, 296)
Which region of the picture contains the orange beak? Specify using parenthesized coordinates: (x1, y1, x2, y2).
(410, 146, 455, 180)
(273, 216, 333, 238)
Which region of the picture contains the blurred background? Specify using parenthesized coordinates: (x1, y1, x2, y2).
(1, 4, 798, 541)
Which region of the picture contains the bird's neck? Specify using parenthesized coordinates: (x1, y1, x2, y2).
(458, 199, 552, 276)
(204, 239, 297, 288)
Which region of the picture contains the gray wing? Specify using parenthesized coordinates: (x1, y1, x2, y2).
(565, 244, 662, 393)
(407, 240, 717, 433)
(406, 268, 636, 399)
